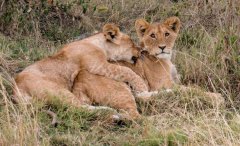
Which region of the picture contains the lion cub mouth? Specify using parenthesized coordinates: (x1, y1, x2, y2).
(155, 51, 172, 60)
(156, 52, 171, 55)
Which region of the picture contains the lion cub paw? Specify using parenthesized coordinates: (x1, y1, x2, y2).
(136, 91, 158, 101)
(136, 91, 158, 97)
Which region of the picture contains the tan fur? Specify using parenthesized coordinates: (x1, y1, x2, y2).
(72, 17, 180, 119)
(14, 24, 149, 108)
(135, 17, 180, 60)
(72, 52, 175, 119)
(73, 17, 223, 120)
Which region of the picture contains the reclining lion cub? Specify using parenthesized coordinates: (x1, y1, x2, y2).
(13, 24, 150, 107)
(73, 17, 224, 120)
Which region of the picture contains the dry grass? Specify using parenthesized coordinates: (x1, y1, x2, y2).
(0, 0, 240, 145)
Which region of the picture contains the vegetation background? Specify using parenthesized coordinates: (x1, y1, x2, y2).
(0, 0, 239, 145)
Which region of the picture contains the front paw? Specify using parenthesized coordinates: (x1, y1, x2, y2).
(136, 91, 158, 101)
(136, 91, 158, 97)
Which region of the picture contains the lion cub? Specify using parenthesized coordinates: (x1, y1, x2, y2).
(14, 24, 149, 107)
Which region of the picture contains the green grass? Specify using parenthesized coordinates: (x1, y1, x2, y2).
(0, 0, 240, 145)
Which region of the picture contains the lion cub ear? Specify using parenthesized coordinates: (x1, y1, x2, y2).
(103, 23, 121, 44)
(164, 17, 181, 33)
(135, 19, 150, 38)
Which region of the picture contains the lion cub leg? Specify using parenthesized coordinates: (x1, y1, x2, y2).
(178, 85, 225, 107)
(107, 91, 141, 120)
(72, 71, 141, 120)
(87, 60, 148, 94)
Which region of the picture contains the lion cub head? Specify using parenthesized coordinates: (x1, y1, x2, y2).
(135, 17, 180, 59)
(103, 24, 139, 64)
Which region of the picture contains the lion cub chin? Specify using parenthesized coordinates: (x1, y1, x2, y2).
(14, 23, 153, 110)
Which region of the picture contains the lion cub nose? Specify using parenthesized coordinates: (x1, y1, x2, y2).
(131, 56, 138, 64)
(159, 46, 166, 51)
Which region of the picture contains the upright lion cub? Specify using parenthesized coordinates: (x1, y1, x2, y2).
(14, 24, 149, 107)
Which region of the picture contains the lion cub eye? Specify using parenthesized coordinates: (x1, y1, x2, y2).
(150, 33, 156, 38)
(165, 32, 170, 37)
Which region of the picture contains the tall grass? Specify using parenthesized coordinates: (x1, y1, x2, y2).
(0, 0, 239, 145)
